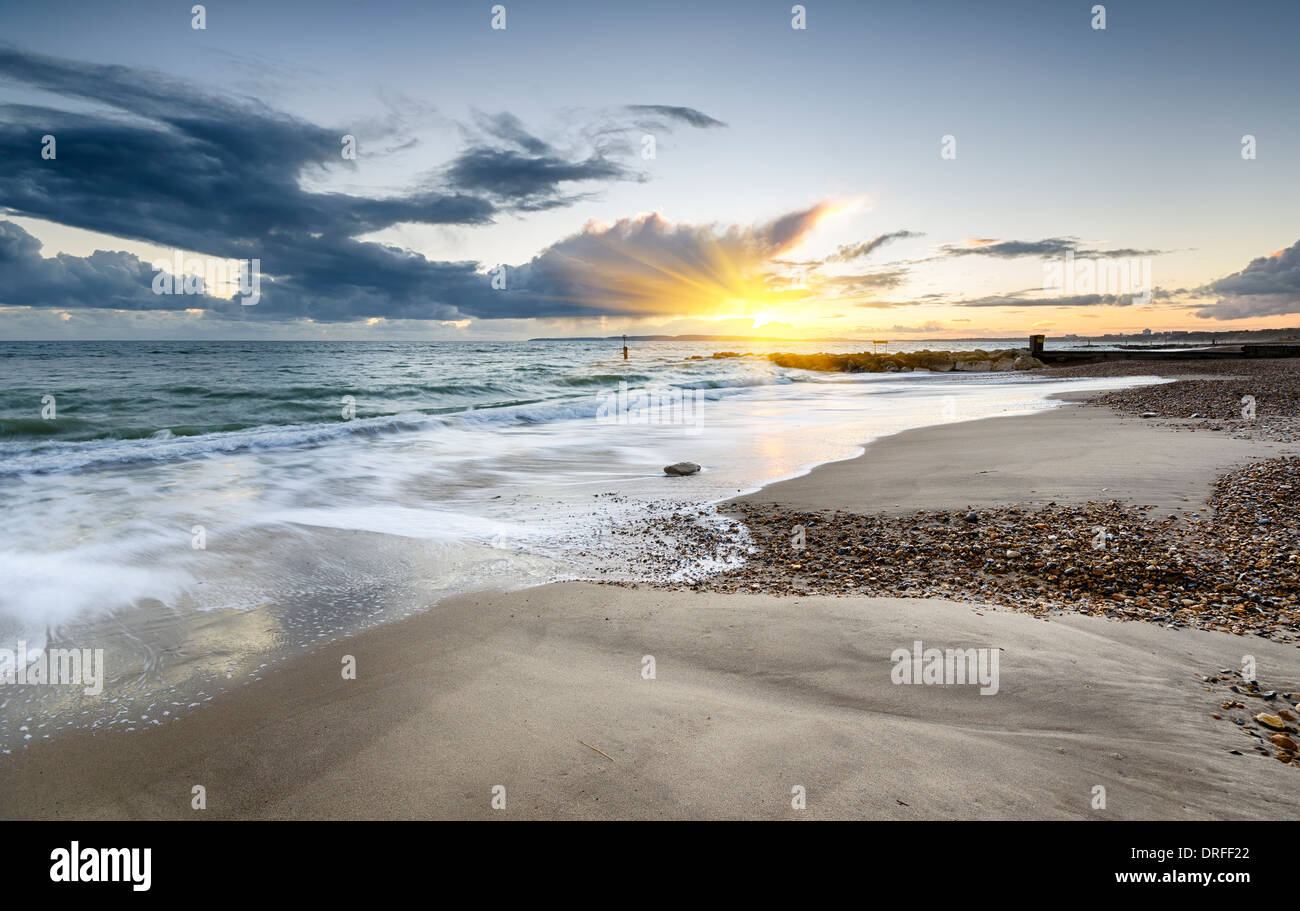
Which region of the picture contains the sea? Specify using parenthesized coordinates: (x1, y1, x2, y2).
(0, 338, 1161, 748)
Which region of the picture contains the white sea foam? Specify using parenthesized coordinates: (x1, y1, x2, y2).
(0, 369, 1160, 643)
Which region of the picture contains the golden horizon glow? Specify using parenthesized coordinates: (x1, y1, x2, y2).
(517, 202, 1298, 338)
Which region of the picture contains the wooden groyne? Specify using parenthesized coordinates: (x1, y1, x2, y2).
(1032, 336, 1300, 366)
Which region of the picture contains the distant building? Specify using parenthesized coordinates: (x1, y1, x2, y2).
(1141, 328, 1152, 336)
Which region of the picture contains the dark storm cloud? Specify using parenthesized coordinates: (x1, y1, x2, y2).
(825, 230, 922, 263)
(961, 292, 1138, 308)
(0, 219, 483, 322)
(442, 147, 637, 208)
(0, 220, 211, 311)
(624, 105, 727, 129)
(444, 105, 726, 210)
(940, 238, 1078, 258)
(1194, 240, 1300, 319)
(938, 237, 1165, 259)
(0, 47, 724, 321)
(475, 111, 552, 155)
(0, 47, 493, 320)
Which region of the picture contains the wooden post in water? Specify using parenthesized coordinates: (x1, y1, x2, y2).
(1029, 334, 1045, 357)
(622, 335, 628, 360)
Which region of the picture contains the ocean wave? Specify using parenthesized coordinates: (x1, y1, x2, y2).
(0, 380, 765, 475)
(550, 373, 653, 387)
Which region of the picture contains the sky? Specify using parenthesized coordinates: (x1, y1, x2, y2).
(1, 0, 1298, 341)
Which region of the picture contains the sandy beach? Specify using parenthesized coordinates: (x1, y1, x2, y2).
(4, 378, 1298, 820)
(739, 389, 1296, 516)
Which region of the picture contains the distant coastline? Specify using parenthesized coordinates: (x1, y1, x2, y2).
(528, 328, 1300, 344)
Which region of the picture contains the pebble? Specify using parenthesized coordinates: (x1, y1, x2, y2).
(1255, 713, 1290, 731)
(1208, 670, 1300, 767)
(669, 454, 1300, 643)
(1053, 357, 1300, 444)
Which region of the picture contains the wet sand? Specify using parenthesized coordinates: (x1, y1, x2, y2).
(2, 579, 1296, 820)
